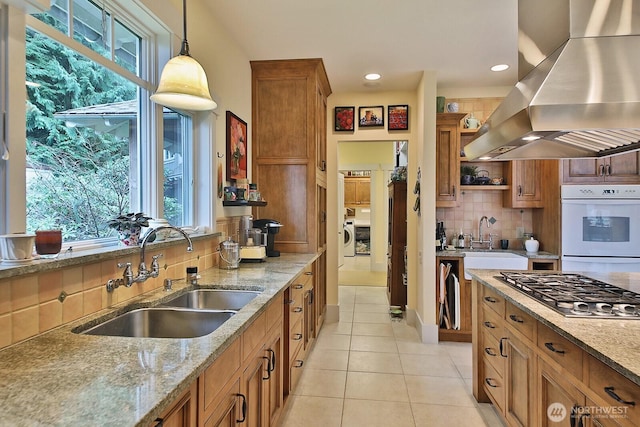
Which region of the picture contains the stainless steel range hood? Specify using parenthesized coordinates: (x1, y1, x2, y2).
(464, 0, 640, 160)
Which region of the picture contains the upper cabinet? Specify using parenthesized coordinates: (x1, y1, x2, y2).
(436, 113, 466, 207)
(344, 177, 370, 207)
(503, 160, 543, 208)
(251, 58, 332, 254)
(562, 152, 640, 184)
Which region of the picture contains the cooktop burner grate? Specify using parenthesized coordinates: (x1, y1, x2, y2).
(498, 272, 640, 318)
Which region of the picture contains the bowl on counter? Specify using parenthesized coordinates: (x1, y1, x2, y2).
(0, 234, 36, 262)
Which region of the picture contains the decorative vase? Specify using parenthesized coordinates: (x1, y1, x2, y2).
(118, 226, 142, 246)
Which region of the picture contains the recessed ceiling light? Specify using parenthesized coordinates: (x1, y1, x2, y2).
(490, 64, 509, 72)
(364, 73, 381, 81)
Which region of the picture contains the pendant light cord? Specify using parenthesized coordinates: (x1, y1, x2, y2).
(179, 0, 191, 57)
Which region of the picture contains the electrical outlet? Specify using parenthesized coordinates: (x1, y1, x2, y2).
(516, 227, 524, 238)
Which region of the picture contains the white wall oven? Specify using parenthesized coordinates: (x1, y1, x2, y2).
(562, 185, 640, 273)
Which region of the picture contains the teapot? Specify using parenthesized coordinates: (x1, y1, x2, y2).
(219, 236, 240, 269)
(464, 114, 481, 129)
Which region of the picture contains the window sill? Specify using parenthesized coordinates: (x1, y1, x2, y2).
(0, 231, 222, 280)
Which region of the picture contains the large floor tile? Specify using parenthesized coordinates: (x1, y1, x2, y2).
(396, 340, 448, 355)
(350, 335, 398, 353)
(353, 311, 392, 324)
(351, 322, 394, 337)
(354, 303, 390, 313)
(347, 351, 403, 374)
(412, 403, 488, 427)
(279, 395, 343, 427)
(342, 399, 415, 427)
(293, 368, 346, 398)
(400, 353, 460, 377)
(345, 371, 409, 402)
(392, 322, 421, 341)
(314, 332, 351, 351)
(320, 321, 353, 335)
(405, 375, 477, 407)
(305, 349, 350, 371)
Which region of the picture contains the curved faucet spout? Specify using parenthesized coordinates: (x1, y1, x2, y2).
(139, 225, 194, 274)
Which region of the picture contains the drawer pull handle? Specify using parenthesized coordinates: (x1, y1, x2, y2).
(484, 296, 497, 303)
(294, 284, 304, 289)
(304, 271, 313, 276)
(294, 360, 304, 368)
(293, 333, 302, 340)
(262, 356, 272, 380)
(499, 337, 508, 357)
(604, 386, 636, 406)
(484, 347, 497, 357)
(483, 321, 495, 329)
(236, 393, 247, 423)
(268, 348, 276, 371)
(285, 299, 295, 305)
(485, 378, 498, 388)
(293, 307, 303, 313)
(544, 342, 565, 354)
(509, 314, 524, 324)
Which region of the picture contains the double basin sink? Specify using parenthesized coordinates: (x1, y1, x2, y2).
(78, 289, 260, 339)
(461, 250, 529, 280)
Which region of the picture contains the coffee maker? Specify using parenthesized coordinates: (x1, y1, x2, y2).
(252, 218, 283, 257)
(238, 215, 267, 262)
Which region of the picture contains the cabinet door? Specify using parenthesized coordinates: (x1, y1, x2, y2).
(538, 359, 586, 427)
(154, 382, 197, 427)
(316, 83, 327, 175)
(264, 327, 283, 427)
(344, 180, 357, 205)
(314, 254, 326, 332)
(504, 160, 543, 208)
(605, 152, 640, 183)
(436, 123, 460, 207)
(505, 330, 535, 427)
(242, 348, 267, 427)
(203, 378, 242, 427)
(563, 153, 640, 184)
(355, 179, 370, 205)
(563, 158, 603, 183)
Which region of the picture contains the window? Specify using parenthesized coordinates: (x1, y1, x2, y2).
(20, 1, 194, 244)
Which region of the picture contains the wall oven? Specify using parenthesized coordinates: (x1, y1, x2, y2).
(561, 185, 640, 273)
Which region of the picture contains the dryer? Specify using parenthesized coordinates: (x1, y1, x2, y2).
(343, 220, 355, 257)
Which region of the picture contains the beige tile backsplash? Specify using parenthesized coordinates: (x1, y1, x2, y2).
(0, 218, 237, 350)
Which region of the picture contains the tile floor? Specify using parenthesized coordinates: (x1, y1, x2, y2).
(278, 285, 505, 427)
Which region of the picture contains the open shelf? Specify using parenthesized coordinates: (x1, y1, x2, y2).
(222, 200, 267, 207)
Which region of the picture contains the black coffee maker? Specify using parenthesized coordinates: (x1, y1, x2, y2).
(252, 219, 282, 257)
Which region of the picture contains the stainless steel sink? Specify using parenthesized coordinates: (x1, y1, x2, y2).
(80, 308, 235, 338)
(160, 289, 260, 311)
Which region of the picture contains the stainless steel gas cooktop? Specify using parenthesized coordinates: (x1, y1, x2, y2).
(498, 272, 640, 319)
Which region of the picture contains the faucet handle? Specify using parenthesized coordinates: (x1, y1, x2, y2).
(117, 262, 134, 287)
(150, 254, 163, 277)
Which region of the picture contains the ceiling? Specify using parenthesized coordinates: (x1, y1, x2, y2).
(205, 0, 519, 93)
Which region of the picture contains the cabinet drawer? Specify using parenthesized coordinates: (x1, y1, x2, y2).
(482, 329, 505, 376)
(482, 286, 505, 317)
(289, 318, 303, 361)
(202, 376, 241, 427)
(537, 324, 583, 381)
(483, 360, 505, 415)
(201, 339, 241, 414)
(289, 345, 305, 392)
(242, 311, 266, 362)
(482, 306, 504, 342)
(505, 302, 535, 341)
(589, 356, 640, 427)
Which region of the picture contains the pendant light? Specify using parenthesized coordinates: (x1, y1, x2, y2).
(150, 0, 217, 111)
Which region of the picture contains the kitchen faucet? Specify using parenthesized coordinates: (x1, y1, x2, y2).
(117, 225, 193, 288)
(470, 216, 490, 249)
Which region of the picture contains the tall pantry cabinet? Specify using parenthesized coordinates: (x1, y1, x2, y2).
(250, 57, 331, 345)
(387, 181, 407, 308)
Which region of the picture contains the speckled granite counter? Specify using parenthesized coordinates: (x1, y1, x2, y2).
(0, 253, 317, 426)
(469, 269, 640, 386)
(436, 248, 559, 260)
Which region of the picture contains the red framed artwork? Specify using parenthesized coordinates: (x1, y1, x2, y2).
(388, 105, 409, 130)
(334, 106, 355, 131)
(226, 111, 248, 181)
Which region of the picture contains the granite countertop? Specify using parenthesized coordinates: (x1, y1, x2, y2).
(0, 253, 317, 426)
(436, 248, 559, 259)
(469, 269, 640, 386)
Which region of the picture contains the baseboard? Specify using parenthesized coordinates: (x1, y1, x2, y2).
(415, 311, 439, 344)
(325, 304, 340, 323)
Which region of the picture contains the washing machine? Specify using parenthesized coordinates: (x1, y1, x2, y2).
(343, 220, 355, 257)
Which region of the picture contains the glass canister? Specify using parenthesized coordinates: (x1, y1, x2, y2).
(219, 236, 240, 269)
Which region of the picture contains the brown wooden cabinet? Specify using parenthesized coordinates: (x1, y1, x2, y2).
(503, 160, 543, 208)
(562, 152, 640, 184)
(344, 177, 370, 207)
(154, 381, 197, 427)
(387, 182, 407, 308)
(436, 113, 466, 207)
(435, 257, 471, 342)
(251, 58, 331, 254)
(504, 328, 535, 427)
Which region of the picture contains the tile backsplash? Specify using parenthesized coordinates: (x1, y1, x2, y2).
(0, 217, 241, 350)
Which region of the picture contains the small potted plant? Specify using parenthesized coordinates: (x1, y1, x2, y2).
(108, 212, 151, 246)
(460, 165, 478, 185)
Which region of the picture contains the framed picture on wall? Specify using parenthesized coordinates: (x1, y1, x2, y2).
(226, 111, 248, 181)
(388, 105, 409, 130)
(358, 106, 384, 128)
(334, 106, 355, 131)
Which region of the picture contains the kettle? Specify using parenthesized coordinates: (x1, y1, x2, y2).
(464, 114, 480, 129)
(219, 237, 240, 269)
